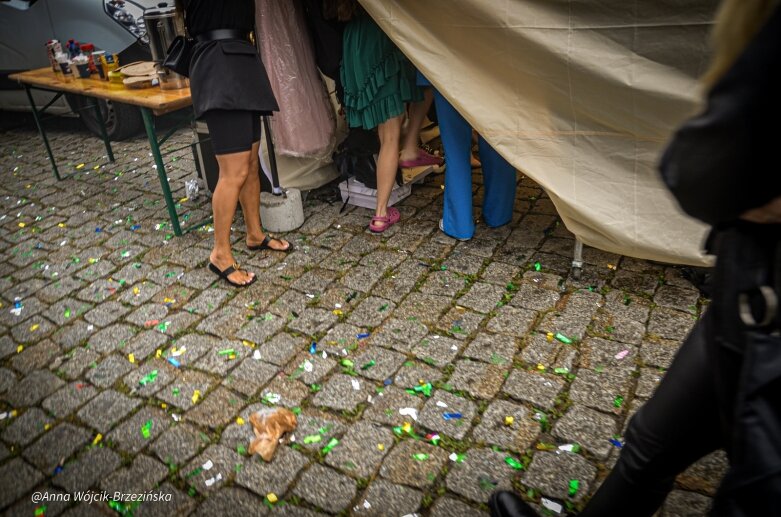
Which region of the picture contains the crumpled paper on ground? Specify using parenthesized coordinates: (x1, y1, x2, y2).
(249, 407, 297, 461)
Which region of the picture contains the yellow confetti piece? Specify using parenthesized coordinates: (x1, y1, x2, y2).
(16, 345, 23, 354)
(161, 403, 167, 409)
(266, 493, 278, 504)
(44, 423, 51, 431)
(402, 422, 412, 433)
(607, 263, 617, 270)
(88, 257, 98, 264)
(128, 354, 135, 364)
(93, 165, 100, 170)
(133, 287, 140, 295)
(163, 297, 176, 304)
(332, 309, 343, 315)
(504, 416, 514, 426)
(536, 363, 545, 371)
(10, 410, 17, 417)
(228, 354, 236, 360)
(179, 197, 188, 203)
(156, 349, 162, 359)
(92, 433, 103, 445)
(30, 324, 40, 332)
(377, 443, 385, 451)
(25, 184, 32, 189)
(242, 340, 255, 348)
(75, 163, 85, 169)
(546, 332, 554, 342)
(18, 222, 26, 228)
(58, 222, 66, 228)
(192, 390, 201, 404)
(236, 417, 245, 425)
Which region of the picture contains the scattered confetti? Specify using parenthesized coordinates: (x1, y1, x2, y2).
(449, 452, 465, 463)
(266, 493, 278, 504)
(443, 412, 462, 420)
(309, 342, 317, 354)
(141, 420, 153, 439)
(541, 498, 564, 514)
(399, 407, 418, 421)
(412, 453, 429, 461)
(613, 396, 624, 408)
(192, 390, 201, 404)
(609, 438, 624, 448)
(128, 354, 135, 364)
(92, 433, 103, 446)
(504, 416, 514, 426)
(138, 370, 158, 386)
(357, 332, 370, 339)
(505, 457, 524, 470)
(236, 417, 245, 425)
(321, 437, 339, 455)
(534, 261, 542, 271)
(167, 357, 181, 368)
(360, 360, 376, 370)
(554, 333, 573, 344)
(568, 479, 580, 497)
(615, 350, 630, 360)
(304, 434, 322, 444)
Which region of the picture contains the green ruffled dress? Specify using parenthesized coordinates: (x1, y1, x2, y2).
(340, 12, 423, 129)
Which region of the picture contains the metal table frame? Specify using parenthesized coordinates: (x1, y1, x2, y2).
(20, 82, 208, 236)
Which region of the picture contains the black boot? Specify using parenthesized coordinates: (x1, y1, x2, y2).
(489, 491, 541, 517)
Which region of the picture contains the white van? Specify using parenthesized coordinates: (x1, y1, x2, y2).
(0, 0, 164, 139)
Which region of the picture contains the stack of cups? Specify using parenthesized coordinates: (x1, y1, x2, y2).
(55, 52, 72, 76)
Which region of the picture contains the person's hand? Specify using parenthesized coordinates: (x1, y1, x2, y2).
(740, 196, 781, 224)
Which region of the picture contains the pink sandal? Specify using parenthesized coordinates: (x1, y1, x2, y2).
(369, 207, 400, 233)
(399, 149, 444, 168)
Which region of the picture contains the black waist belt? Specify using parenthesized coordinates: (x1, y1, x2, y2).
(195, 29, 250, 43)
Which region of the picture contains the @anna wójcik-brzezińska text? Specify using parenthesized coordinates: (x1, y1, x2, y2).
(31, 490, 173, 505)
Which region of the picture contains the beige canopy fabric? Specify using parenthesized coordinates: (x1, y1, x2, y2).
(360, 0, 720, 265)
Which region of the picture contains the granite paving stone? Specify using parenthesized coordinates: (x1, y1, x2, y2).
(429, 496, 487, 517)
(0, 366, 16, 394)
(9, 339, 60, 374)
(363, 386, 424, 426)
(50, 320, 96, 351)
(101, 454, 170, 495)
(445, 448, 517, 503)
(502, 370, 566, 410)
(438, 306, 485, 339)
(4, 369, 65, 407)
(379, 439, 449, 488)
(511, 282, 561, 312)
(487, 305, 537, 337)
(1, 407, 53, 446)
(293, 411, 348, 452)
(150, 422, 206, 466)
(185, 387, 245, 430)
(418, 390, 477, 440)
(0, 458, 44, 510)
(193, 487, 266, 517)
(324, 421, 394, 478)
(553, 405, 618, 459)
(447, 360, 508, 399)
(568, 369, 634, 415)
(579, 337, 638, 372)
(463, 333, 518, 365)
(85, 353, 136, 388)
(52, 446, 122, 494)
(86, 323, 137, 354)
(312, 373, 371, 412)
(41, 381, 100, 418)
(358, 479, 423, 516)
(76, 389, 141, 433)
(83, 300, 130, 327)
(257, 333, 306, 365)
(648, 307, 697, 341)
(134, 482, 197, 517)
(235, 313, 286, 345)
(11, 315, 55, 344)
(473, 400, 540, 452)
(287, 307, 338, 336)
(347, 296, 396, 327)
(235, 446, 310, 498)
(369, 317, 429, 353)
(22, 423, 92, 472)
(260, 377, 310, 409)
(180, 444, 244, 495)
(392, 293, 452, 324)
(292, 464, 357, 513)
(222, 356, 278, 396)
(392, 361, 444, 389)
(662, 490, 713, 517)
(108, 406, 171, 453)
(522, 451, 598, 502)
(458, 282, 506, 314)
(412, 334, 463, 367)
(352, 347, 407, 381)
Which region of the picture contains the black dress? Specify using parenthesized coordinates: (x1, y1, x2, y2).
(183, 0, 278, 118)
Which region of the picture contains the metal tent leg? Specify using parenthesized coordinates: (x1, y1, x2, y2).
(571, 238, 584, 279)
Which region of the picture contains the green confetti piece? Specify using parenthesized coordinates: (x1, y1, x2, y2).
(303, 434, 322, 444)
(378, 303, 389, 312)
(64, 307, 71, 319)
(412, 453, 429, 461)
(141, 420, 153, 439)
(291, 406, 301, 415)
(554, 333, 573, 344)
(568, 479, 580, 497)
(553, 367, 569, 375)
(613, 395, 624, 408)
(138, 370, 158, 386)
(360, 360, 376, 370)
(218, 349, 235, 356)
(34, 506, 47, 516)
(534, 261, 541, 271)
(157, 321, 170, 332)
(340, 359, 354, 368)
(505, 457, 524, 470)
(237, 445, 246, 455)
(413, 383, 433, 397)
(321, 437, 339, 455)
(172, 387, 180, 396)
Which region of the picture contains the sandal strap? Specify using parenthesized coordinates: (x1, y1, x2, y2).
(260, 235, 271, 248)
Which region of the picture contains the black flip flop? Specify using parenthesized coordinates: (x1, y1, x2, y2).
(248, 234, 292, 252)
(208, 262, 256, 287)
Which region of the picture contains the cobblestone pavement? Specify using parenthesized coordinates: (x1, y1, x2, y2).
(0, 121, 725, 517)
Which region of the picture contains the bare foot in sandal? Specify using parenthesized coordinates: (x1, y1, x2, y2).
(209, 251, 255, 286)
(246, 233, 291, 251)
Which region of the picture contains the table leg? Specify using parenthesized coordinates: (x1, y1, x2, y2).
(89, 97, 115, 162)
(140, 106, 182, 236)
(24, 85, 61, 180)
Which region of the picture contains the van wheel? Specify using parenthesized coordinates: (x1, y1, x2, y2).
(65, 95, 144, 141)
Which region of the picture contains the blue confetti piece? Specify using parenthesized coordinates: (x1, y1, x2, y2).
(53, 466, 63, 475)
(95, 227, 102, 233)
(309, 342, 317, 354)
(14, 301, 22, 309)
(443, 412, 463, 420)
(357, 333, 370, 339)
(130, 224, 141, 231)
(609, 438, 623, 448)
(383, 378, 393, 386)
(167, 357, 181, 368)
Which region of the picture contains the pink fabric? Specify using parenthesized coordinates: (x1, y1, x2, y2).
(256, 0, 336, 158)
